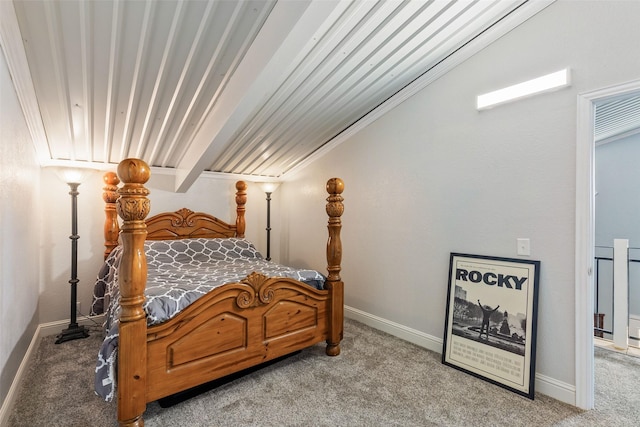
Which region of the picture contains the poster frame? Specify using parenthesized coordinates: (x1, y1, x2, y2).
(442, 252, 540, 399)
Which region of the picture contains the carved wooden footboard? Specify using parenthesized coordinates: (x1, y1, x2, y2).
(144, 274, 333, 402)
(104, 158, 344, 426)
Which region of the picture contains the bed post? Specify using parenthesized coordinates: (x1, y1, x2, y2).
(103, 172, 120, 260)
(325, 178, 344, 356)
(116, 159, 151, 427)
(235, 181, 247, 238)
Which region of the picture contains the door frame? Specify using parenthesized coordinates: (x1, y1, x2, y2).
(575, 79, 640, 409)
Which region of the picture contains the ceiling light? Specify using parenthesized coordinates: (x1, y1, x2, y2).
(477, 68, 571, 110)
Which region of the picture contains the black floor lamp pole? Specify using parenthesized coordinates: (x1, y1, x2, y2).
(56, 182, 90, 344)
(260, 181, 279, 262)
(265, 191, 272, 261)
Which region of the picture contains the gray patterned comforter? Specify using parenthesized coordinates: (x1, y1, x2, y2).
(90, 237, 325, 401)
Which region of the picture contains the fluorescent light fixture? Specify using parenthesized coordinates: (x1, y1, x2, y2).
(477, 68, 570, 110)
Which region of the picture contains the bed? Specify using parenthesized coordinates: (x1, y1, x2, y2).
(94, 158, 344, 426)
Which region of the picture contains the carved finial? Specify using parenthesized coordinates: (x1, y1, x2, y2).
(116, 158, 150, 321)
(103, 172, 121, 259)
(103, 172, 120, 203)
(235, 181, 247, 238)
(117, 159, 151, 223)
(326, 177, 344, 195)
(326, 178, 345, 220)
(326, 178, 344, 282)
(104, 171, 120, 186)
(117, 158, 150, 185)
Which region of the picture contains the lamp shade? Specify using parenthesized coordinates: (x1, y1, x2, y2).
(49, 166, 92, 184)
(259, 182, 281, 193)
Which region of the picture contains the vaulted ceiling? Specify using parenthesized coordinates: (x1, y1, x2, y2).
(595, 94, 640, 146)
(1, 0, 564, 191)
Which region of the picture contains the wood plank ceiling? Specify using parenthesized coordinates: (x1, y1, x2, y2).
(5, 0, 559, 191)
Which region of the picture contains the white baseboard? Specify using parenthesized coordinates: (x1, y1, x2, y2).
(344, 305, 443, 353)
(0, 315, 104, 425)
(0, 324, 42, 426)
(344, 305, 576, 406)
(38, 314, 104, 337)
(535, 373, 576, 405)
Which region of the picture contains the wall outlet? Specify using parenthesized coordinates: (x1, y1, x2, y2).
(517, 238, 531, 256)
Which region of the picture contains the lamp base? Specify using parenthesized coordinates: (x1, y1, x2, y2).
(55, 323, 90, 344)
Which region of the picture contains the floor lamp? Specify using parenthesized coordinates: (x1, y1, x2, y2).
(259, 182, 281, 261)
(53, 167, 91, 344)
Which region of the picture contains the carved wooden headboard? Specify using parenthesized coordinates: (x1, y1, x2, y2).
(102, 171, 247, 260)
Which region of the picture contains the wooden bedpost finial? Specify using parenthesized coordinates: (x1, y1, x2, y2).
(103, 172, 121, 260)
(116, 158, 150, 317)
(117, 158, 150, 187)
(325, 177, 344, 357)
(326, 177, 345, 198)
(117, 159, 150, 231)
(104, 170, 120, 188)
(326, 177, 344, 282)
(115, 158, 150, 427)
(235, 181, 247, 238)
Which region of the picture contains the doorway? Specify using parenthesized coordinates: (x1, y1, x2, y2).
(575, 79, 640, 410)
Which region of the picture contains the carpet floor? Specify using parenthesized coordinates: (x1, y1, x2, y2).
(7, 318, 639, 426)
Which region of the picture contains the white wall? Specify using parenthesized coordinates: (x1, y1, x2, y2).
(0, 46, 41, 406)
(595, 132, 640, 318)
(596, 133, 640, 249)
(38, 169, 267, 323)
(282, 0, 640, 403)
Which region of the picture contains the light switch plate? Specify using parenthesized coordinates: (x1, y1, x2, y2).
(517, 238, 530, 256)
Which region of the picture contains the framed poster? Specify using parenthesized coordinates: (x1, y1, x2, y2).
(442, 253, 540, 399)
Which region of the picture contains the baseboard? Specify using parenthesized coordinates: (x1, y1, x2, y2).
(0, 324, 40, 426)
(534, 373, 576, 405)
(344, 305, 443, 353)
(0, 315, 104, 425)
(344, 305, 576, 406)
(38, 314, 104, 337)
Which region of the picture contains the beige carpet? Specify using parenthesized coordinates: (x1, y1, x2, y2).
(7, 319, 639, 426)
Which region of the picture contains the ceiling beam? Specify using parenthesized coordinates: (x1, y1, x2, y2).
(174, 0, 347, 192)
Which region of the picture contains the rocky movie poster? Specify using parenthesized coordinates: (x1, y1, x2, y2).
(442, 253, 540, 399)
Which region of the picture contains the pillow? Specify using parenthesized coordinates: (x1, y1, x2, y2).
(145, 238, 263, 267)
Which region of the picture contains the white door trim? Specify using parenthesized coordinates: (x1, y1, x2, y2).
(575, 79, 640, 409)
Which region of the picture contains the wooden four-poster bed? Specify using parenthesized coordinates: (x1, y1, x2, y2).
(97, 158, 345, 426)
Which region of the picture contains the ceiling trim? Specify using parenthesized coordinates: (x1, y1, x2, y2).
(0, 0, 50, 163)
(199, 169, 279, 184)
(282, 0, 556, 179)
